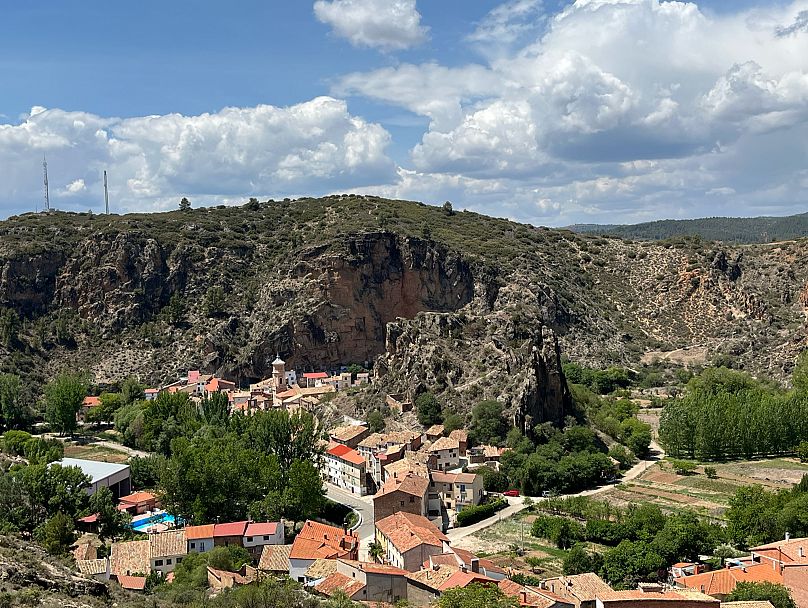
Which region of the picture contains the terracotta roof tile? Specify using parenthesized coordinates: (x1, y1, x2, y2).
(752, 537, 808, 563)
(245, 522, 278, 537)
(375, 512, 448, 554)
(149, 529, 186, 558)
(425, 424, 445, 436)
(429, 436, 460, 452)
(406, 564, 460, 590)
(330, 425, 369, 442)
(600, 589, 718, 604)
(675, 564, 782, 596)
(77, 558, 107, 576)
(305, 558, 340, 580)
(118, 491, 156, 505)
(258, 544, 292, 572)
(327, 444, 365, 466)
(110, 539, 150, 576)
(290, 520, 357, 560)
(116, 575, 147, 590)
(544, 573, 613, 601)
(338, 559, 408, 576)
(375, 473, 429, 498)
(437, 569, 494, 591)
(184, 524, 215, 540)
(213, 521, 249, 537)
(384, 458, 429, 480)
(314, 571, 365, 598)
(720, 603, 775, 608)
(449, 430, 468, 442)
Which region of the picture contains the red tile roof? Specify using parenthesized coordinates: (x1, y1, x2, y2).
(314, 571, 365, 598)
(184, 524, 215, 540)
(118, 491, 156, 506)
(290, 520, 358, 560)
(675, 564, 783, 596)
(752, 537, 808, 564)
(375, 472, 429, 499)
(438, 569, 494, 591)
(375, 512, 448, 554)
(213, 521, 249, 537)
(82, 396, 102, 407)
(245, 522, 278, 537)
(303, 372, 329, 379)
(116, 575, 147, 591)
(326, 443, 365, 466)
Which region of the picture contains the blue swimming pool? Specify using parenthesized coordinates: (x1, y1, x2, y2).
(131, 511, 178, 532)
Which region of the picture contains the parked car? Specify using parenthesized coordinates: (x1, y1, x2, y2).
(541, 491, 551, 498)
(503, 489, 520, 497)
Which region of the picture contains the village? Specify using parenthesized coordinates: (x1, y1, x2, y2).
(59, 361, 801, 608)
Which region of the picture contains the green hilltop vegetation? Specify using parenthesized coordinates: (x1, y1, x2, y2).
(569, 211, 808, 243)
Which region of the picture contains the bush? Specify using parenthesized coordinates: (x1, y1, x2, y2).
(704, 467, 718, 479)
(455, 498, 507, 527)
(478, 466, 510, 493)
(671, 459, 697, 475)
(797, 441, 808, 463)
(531, 515, 585, 549)
(2, 430, 32, 455)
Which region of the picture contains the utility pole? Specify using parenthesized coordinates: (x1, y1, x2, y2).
(42, 155, 50, 211)
(103, 170, 109, 214)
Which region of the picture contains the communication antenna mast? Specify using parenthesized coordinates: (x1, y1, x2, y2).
(104, 170, 109, 214)
(42, 155, 50, 211)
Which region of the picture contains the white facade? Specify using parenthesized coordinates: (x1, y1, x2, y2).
(186, 537, 214, 553)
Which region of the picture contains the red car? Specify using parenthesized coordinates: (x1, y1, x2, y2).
(503, 489, 520, 497)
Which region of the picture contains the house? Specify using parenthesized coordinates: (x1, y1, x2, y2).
(313, 571, 367, 601)
(114, 574, 147, 591)
(288, 520, 359, 582)
(429, 471, 484, 515)
(449, 430, 469, 456)
(144, 388, 159, 401)
(258, 544, 292, 574)
(373, 473, 429, 522)
(469, 444, 507, 466)
(336, 559, 409, 604)
(671, 563, 706, 579)
(374, 511, 450, 572)
(117, 491, 159, 515)
(425, 425, 445, 442)
(185, 524, 215, 554)
(541, 573, 615, 608)
(324, 443, 368, 495)
(356, 372, 371, 385)
(213, 521, 249, 547)
(243, 521, 285, 557)
(424, 548, 507, 581)
(384, 457, 430, 483)
(596, 584, 719, 607)
(205, 377, 237, 396)
(77, 396, 102, 423)
(428, 437, 461, 471)
(302, 372, 329, 387)
(673, 563, 784, 600)
(207, 566, 253, 591)
(385, 393, 411, 412)
(56, 458, 131, 498)
(329, 424, 370, 449)
(498, 578, 574, 608)
(406, 562, 495, 605)
(110, 539, 150, 577)
(76, 558, 109, 581)
(149, 529, 187, 575)
(749, 536, 808, 606)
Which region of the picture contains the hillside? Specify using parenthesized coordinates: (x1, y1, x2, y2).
(1, 195, 807, 418)
(569, 212, 808, 243)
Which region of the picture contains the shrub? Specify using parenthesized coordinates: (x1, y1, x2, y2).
(704, 467, 718, 479)
(2, 430, 32, 455)
(671, 459, 697, 475)
(455, 498, 507, 527)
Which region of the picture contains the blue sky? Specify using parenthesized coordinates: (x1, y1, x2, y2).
(1, 0, 807, 225)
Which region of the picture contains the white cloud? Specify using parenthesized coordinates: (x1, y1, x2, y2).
(335, 0, 808, 224)
(62, 179, 86, 196)
(0, 98, 394, 215)
(313, 0, 428, 51)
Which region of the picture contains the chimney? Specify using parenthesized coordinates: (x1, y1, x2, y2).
(520, 591, 527, 604)
(786, 532, 791, 541)
(800, 547, 804, 558)
(471, 558, 480, 573)
(461, 565, 468, 573)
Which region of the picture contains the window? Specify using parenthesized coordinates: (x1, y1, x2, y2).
(166, 558, 172, 565)
(460, 484, 466, 492)
(400, 501, 404, 506)
(190, 542, 196, 549)
(177, 557, 182, 563)
(409, 496, 414, 503)
(263, 535, 269, 541)
(155, 559, 164, 566)
(247, 537, 253, 542)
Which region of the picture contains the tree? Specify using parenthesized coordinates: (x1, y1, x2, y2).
(179, 197, 191, 211)
(245, 197, 260, 211)
(416, 393, 443, 427)
(369, 541, 384, 562)
(471, 400, 508, 446)
(37, 512, 76, 555)
(797, 441, 808, 463)
(563, 544, 603, 575)
(129, 454, 166, 489)
(442, 201, 454, 215)
(601, 540, 665, 589)
(726, 582, 797, 608)
(671, 460, 697, 475)
(793, 350, 808, 393)
(0, 373, 29, 431)
(366, 409, 385, 433)
(704, 466, 718, 479)
(89, 486, 129, 541)
(421, 223, 432, 239)
(438, 583, 519, 608)
(0, 307, 19, 348)
(165, 294, 185, 326)
(203, 286, 227, 318)
(443, 411, 464, 435)
(44, 373, 88, 436)
(120, 376, 145, 405)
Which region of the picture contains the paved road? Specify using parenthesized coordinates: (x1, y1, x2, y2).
(325, 483, 375, 561)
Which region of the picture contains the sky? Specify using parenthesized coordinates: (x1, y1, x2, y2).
(1, 0, 807, 226)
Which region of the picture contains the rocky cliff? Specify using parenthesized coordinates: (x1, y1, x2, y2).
(0, 195, 806, 419)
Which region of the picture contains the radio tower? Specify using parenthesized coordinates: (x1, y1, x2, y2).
(104, 170, 109, 214)
(42, 155, 50, 212)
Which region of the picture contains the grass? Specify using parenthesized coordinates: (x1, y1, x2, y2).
(63, 443, 130, 463)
